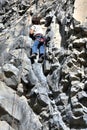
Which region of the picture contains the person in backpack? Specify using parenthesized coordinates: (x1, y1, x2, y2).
(29, 15, 45, 63)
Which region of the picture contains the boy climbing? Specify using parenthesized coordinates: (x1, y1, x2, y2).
(29, 15, 45, 63)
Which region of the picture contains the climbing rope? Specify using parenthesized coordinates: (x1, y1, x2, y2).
(10, 0, 36, 127)
(5, 1, 56, 129)
(0, 1, 34, 37)
(11, 92, 16, 130)
(17, 0, 34, 91)
(10, 1, 26, 129)
(9, 1, 19, 130)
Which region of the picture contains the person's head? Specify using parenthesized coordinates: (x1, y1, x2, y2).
(32, 15, 41, 25)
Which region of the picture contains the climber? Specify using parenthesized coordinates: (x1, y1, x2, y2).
(29, 15, 46, 63)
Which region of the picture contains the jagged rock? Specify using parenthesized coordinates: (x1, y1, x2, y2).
(0, 67, 4, 80)
(84, 81, 87, 90)
(0, 121, 14, 130)
(44, 60, 51, 75)
(33, 63, 47, 84)
(77, 91, 87, 108)
(0, 23, 4, 32)
(58, 93, 68, 106)
(47, 68, 60, 92)
(0, 81, 42, 130)
(70, 82, 84, 97)
(27, 68, 39, 87)
(73, 38, 87, 47)
(0, 0, 87, 130)
(2, 63, 19, 88)
(69, 72, 81, 81)
(51, 62, 60, 71)
(61, 82, 69, 92)
(74, 23, 87, 37)
(49, 107, 70, 130)
(80, 24, 87, 35)
(17, 83, 24, 96)
(28, 82, 50, 113)
(10, 35, 25, 49)
(77, 91, 87, 101)
(78, 50, 86, 59)
(70, 114, 87, 128)
(3, 63, 19, 75)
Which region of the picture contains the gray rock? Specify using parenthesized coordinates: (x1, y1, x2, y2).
(47, 68, 60, 92)
(70, 114, 87, 128)
(0, 0, 87, 130)
(43, 60, 51, 75)
(27, 68, 39, 87)
(2, 63, 19, 88)
(73, 38, 86, 47)
(29, 82, 50, 112)
(0, 121, 14, 130)
(0, 67, 4, 81)
(3, 63, 19, 76)
(59, 93, 68, 106)
(33, 63, 47, 84)
(0, 81, 42, 130)
(70, 82, 84, 97)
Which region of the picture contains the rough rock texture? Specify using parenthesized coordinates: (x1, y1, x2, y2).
(0, 0, 87, 130)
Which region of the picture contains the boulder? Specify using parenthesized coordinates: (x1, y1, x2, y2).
(0, 81, 42, 130)
(0, 121, 14, 130)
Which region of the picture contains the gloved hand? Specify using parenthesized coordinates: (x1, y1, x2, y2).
(46, 36, 50, 43)
(29, 34, 35, 40)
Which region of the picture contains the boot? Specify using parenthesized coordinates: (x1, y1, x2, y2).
(30, 53, 36, 59)
(38, 55, 44, 63)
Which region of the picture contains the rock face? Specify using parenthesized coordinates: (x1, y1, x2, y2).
(0, 81, 42, 130)
(0, 0, 87, 130)
(73, 0, 87, 23)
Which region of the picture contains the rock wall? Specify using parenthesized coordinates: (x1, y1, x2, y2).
(73, 0, 87, 23)
(0, 0, 87, 130)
